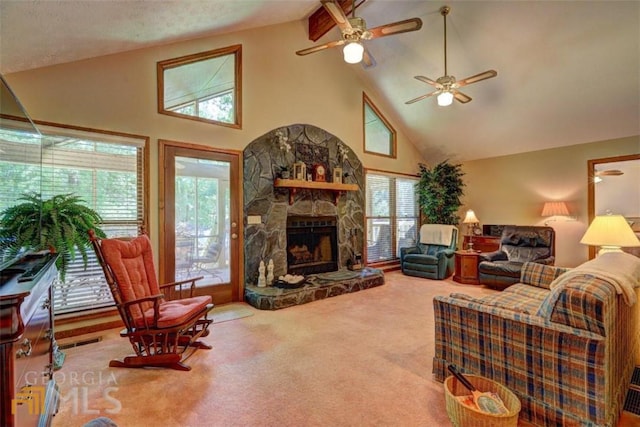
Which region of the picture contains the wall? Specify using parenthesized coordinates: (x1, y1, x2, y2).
(3, 20, 426, 250)
(461, 135, 640, 267)
(4, 18, 639, 270)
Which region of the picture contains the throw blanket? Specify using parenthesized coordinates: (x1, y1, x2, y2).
(419, 224, 457, 246)
(550, 252, 640, 305)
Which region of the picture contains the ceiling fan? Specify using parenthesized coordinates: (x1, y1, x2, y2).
(406, 5, 497, 106)
(296, 0, 422, 68)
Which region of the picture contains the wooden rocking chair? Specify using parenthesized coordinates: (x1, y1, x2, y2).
(89, 230, 214, 371)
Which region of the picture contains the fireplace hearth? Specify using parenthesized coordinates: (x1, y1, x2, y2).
(287, 216, 338, 275)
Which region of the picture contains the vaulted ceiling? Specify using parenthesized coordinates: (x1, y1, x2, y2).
(0, 0, 638, 161)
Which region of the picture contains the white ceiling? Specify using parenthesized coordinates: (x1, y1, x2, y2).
(0, 0, 638, 161)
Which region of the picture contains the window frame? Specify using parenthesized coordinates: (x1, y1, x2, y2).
(0, 118, 149, 318)
(362, 92, 397, 158)
(157, 44, 242, 129)
(364, 168, 419, 265)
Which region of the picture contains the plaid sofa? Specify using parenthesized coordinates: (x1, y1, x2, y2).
(433, 261, 640, 426)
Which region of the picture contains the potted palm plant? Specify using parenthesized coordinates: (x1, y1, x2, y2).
(0, 193, 106, 281)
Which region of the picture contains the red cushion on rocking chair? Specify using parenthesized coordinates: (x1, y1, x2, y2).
(140, 295, 212, 329)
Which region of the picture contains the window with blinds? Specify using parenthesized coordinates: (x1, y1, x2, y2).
(365, 171, 419, 263)
(0, 123, 146, 314)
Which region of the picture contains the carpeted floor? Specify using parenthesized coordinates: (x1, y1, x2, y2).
(51, 272, 640, 427)
(210, 302, 255, 324)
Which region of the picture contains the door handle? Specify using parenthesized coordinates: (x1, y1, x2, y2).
(231, 233, 238, 239)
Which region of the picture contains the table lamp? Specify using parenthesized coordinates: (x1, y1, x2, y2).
(463, 209, 480, 251)
(580, 214, 640, 255)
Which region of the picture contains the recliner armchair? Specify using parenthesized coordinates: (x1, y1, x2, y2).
(400, 225, 458, 280)
(478, 225, 555, 290)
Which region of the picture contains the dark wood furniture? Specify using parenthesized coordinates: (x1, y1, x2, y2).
(463, 235, 500, 253)
(453, 250, 481, 285)
(1, 253, 59, 427)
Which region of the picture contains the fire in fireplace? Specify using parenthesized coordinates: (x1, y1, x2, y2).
(286, 216, 338, 275)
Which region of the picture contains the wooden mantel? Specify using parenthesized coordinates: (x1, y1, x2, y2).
(274, 178, 358, 205)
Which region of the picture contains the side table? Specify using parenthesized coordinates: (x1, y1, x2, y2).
(453, 250, 481, 285)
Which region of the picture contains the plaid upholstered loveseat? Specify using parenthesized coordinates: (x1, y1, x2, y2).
(433, 255, 640, 426)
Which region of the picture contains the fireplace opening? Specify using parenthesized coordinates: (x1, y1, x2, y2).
(287, 216, 338, 275)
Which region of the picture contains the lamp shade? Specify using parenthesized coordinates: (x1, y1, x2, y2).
(463, 209, 479, 224)
(541, 201, 570, 217)
(580, 214, 640, 254)
(343, 42, 364, 64)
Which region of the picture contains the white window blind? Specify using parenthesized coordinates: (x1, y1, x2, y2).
(0, 124, 146, 314)
(365, 171, 418, 263)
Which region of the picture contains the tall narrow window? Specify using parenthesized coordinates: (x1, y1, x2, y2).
(363, 93, 396, 158)
(0, 123, 147, 314)
(158, 45, 242, 129)
(365, 171, 418, 263)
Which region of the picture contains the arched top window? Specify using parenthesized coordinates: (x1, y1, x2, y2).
(363, 93, 396, 158)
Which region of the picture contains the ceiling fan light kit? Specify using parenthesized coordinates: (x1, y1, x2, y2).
(437, 91, 454, 106)
(406, 5, 497, 107)
(296, 0, 422, 68)
(343, 41, 364, 63)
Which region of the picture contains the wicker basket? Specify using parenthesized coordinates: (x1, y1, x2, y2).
(444, 374, 521, 427)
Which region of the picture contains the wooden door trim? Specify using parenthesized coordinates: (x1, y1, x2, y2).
(159, 139, 244, 301)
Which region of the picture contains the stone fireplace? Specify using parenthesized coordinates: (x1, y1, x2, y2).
(243, 124, 365, 287)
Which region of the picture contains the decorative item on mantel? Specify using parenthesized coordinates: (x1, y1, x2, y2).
(275, 128, 291, 152)
(293, 162, 306, 181)
(279, 166, 290, 179)
(333, 167, 343, 184)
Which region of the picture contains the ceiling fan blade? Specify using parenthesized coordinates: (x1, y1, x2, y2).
(361, 48, 377, 68)
(453, 90, 472, 103)
(367, 17, 423, 39)
(405, 91, 438, 105)
(596, 169, 624, 176)
(296, 39, 346, 56)
(414, 76, 439, 87)
(456, 70, 498, 87)
(321, 0, 353, 32)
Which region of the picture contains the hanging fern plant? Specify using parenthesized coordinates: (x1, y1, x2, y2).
(0, 193, 106, 281)
(416, 161, 465, 225)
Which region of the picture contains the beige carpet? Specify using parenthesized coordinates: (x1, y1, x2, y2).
(51, 272, 640, 427)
